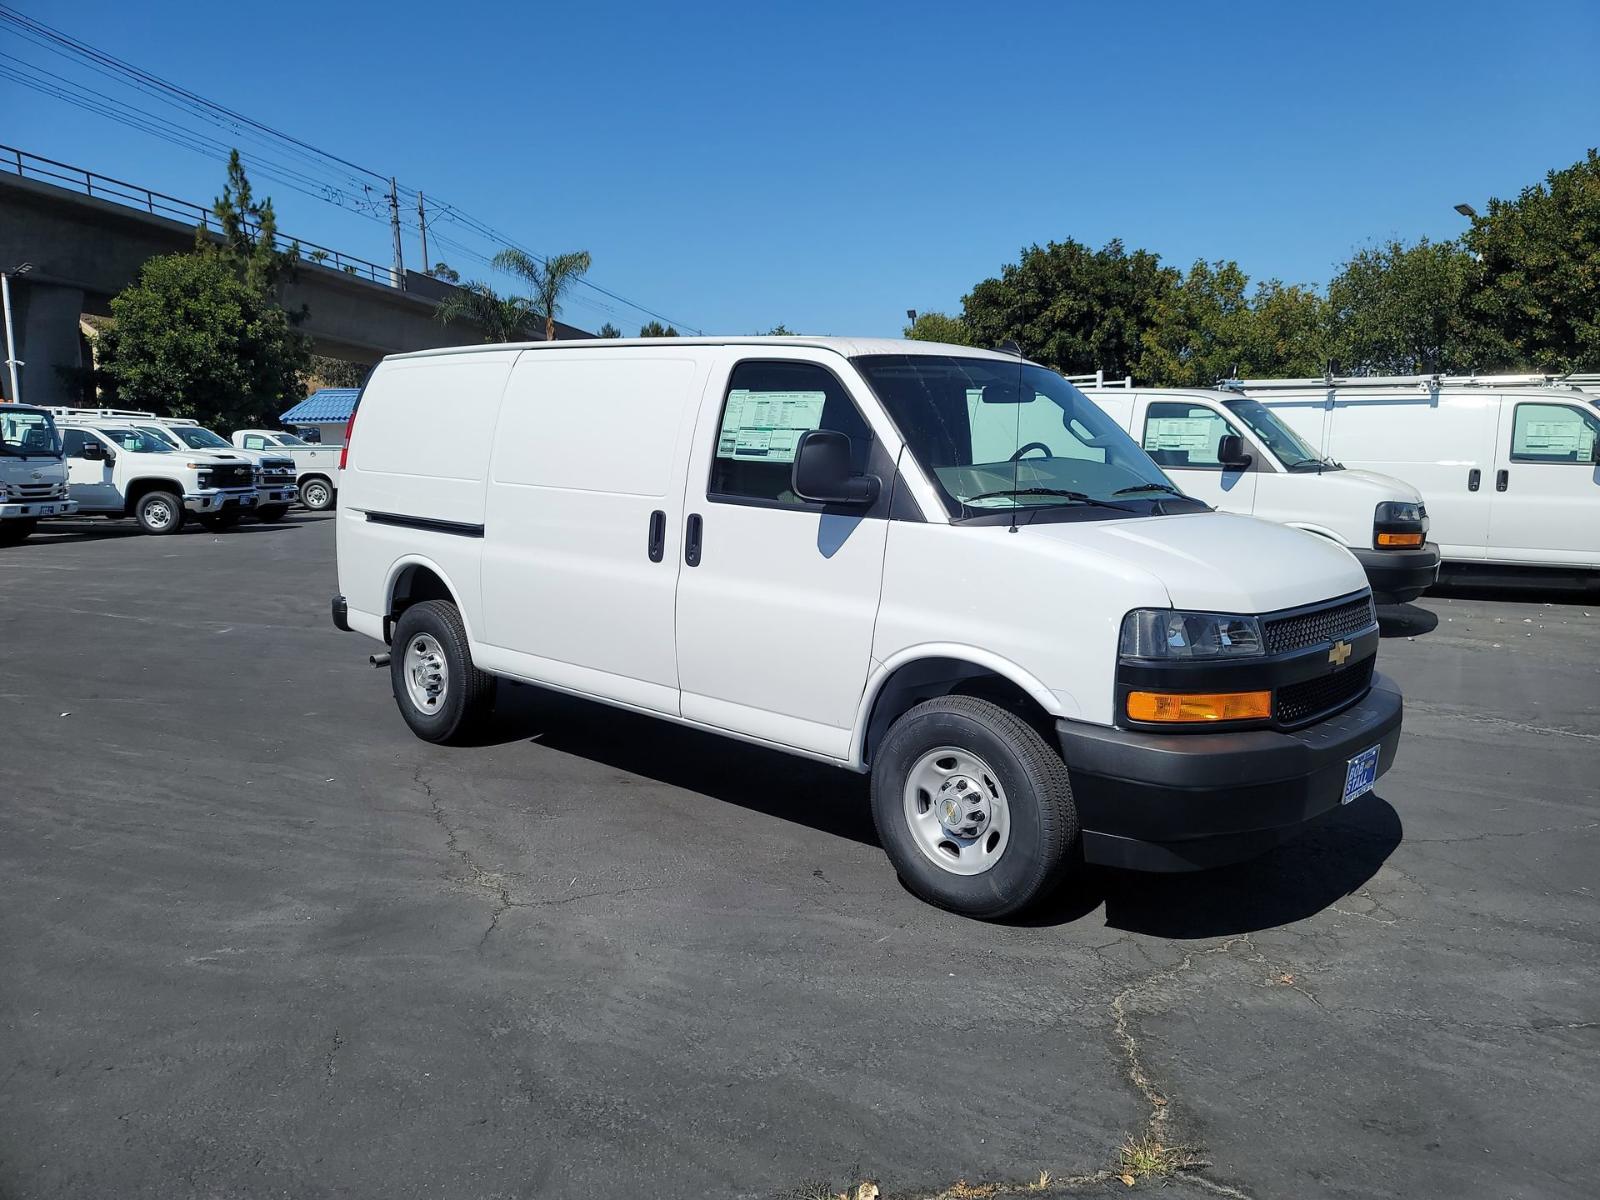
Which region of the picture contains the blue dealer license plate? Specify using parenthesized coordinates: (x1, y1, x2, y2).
(1342, 744, 1381, 804)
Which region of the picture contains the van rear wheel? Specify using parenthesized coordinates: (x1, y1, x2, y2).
(871, 696, 1077, 919)
(389, 600, 495, 744)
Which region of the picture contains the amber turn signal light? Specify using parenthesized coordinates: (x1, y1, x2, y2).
(1376, 531, 1424, 548)
(1126, 690, 1272, 723)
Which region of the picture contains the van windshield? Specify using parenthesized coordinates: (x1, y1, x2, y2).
(1221, 398, 1333, 471)
(0, 408, 61, 457)
(854, 354, 1204, 521)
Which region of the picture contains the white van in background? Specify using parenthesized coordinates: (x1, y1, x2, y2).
(1228, 376, 1600, 580)
(1075, 380, 1440, 603)
(333, 337, 1404, 919)
(0, 405, 76, 544)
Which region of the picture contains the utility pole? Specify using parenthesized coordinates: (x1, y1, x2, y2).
(417, 191, 429, 278)
(388, 177, 405, 288)
(1, 263, 30, 403)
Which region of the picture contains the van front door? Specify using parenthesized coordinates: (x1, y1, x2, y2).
(1137, 399, 1259, 514)
(478, 349, 712, 715)
(674, 353, 896, 760)
(1487, 400, 1600, 566)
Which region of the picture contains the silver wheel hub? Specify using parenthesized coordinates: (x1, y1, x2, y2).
(145, 498, 173, 528)
(903, 747, 1011, 876)
(402, 634, 448, 713)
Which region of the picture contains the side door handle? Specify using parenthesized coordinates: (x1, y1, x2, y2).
(684, 513, 703, 567)
(646, 510, 666, 562)
(1496, 469, 1509, 492)
(1467, 468, 1481, 492)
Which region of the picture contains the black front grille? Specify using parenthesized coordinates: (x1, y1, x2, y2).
(1262, 594, 1377, 656)
(207, 464, 253, 489)
(1276, 658, 1374, 727)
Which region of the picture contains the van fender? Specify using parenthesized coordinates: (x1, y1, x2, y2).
(382, 553, 478, 644)
(1287, 521, 1352, 548)
(848, 643, 1074, 770)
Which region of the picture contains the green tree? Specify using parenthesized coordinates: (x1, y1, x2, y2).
(903, 312, 975, 345)
(200, 150, 299, 298)
(429, 262, 461, 283)
(1240, 281, 1330, 378)
(492, 248, 593, 341)
(99, 253, 309, 429)
(1139, 260, 1254, 385)
(310, 354, 373, 387)
(961, 238, 1178, 377)
(1326, 237, 1489, 374)
(434, 281, 536, 342)
(639, 321, 679, 337)
(1465, 148, 1600, 371)
(597, 322, 623, 338)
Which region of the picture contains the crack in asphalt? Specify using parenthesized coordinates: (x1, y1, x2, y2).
(1408, 819, 1600, 846)
(323, 1028, 343, 1082)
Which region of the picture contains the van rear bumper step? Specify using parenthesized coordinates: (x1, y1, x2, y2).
(1057, 674, 1403, 872)
(331, 594, 350, 632)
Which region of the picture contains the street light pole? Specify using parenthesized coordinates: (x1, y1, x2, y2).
(1, 262, 30, 403)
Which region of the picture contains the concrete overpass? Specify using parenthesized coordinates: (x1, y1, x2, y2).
(0, 160, 588, 405)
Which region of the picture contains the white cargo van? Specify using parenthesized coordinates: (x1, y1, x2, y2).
(1230, 376, 1600, 579)
(334, 338, 1404, 918)
(0, 405, 76, 543)
(1076, 382, 1440, 602)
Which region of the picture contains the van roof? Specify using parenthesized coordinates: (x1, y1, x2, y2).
(384, 336, 1020, 364)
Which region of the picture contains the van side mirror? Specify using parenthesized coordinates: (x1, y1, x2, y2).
(1217, 433, 1253, 469)
(791, 429, 880, 507)
(80, 440, 105, 461)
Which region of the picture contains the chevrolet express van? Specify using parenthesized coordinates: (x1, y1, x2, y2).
(1078, 383, 1440, 602)
(1231, 376, 1600, 582)
(333, 338, 1403, 918)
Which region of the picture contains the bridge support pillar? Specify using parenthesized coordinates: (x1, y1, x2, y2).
(6, 279, 85, 406)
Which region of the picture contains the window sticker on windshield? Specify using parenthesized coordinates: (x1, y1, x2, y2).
(716, 389, 826, 463)
(1144, 418, 1216, 452)
(1518, 419, 1584, 454)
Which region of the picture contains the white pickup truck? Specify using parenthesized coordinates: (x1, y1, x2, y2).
(1, 405, 77, 544)
(56, 419, 258, 534)
(126, 416, 299, 521)
(232, 429, 342, 510)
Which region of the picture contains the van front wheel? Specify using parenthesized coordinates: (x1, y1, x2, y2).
(871, 696, 1077, 919)
(389, 600, 495, 744)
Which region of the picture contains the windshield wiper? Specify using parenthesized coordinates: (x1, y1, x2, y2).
(960, 487, 1139, 513)
(1111, 481, 1186, 497)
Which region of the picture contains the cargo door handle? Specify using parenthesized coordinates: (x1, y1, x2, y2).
(684, 513, 703, 567)
(1467, 468, 1481, 492)
(1496, 469, 1509, 492)
(646, 510, 666, 562)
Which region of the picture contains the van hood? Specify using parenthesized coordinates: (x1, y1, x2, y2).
(1021, 511, 1368, 614)
(1320, 467, 1425, 505)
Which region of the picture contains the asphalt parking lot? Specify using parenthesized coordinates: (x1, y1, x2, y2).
(2, 514, 1597, 1200)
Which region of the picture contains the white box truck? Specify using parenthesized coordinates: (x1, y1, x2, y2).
(331, 337, 1404, 918)
(1075, 381, 1440, 603)
(1, 405, 76, 544)
(1229, 376, 1600, 580)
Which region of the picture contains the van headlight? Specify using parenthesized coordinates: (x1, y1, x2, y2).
(1119, 609, 1265, 660)
(1374, 501, 1427, 548)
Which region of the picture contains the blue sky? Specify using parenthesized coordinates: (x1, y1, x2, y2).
(8, 0, 1598, 340)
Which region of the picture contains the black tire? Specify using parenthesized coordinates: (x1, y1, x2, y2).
(871, 696, 1077, 919)
(254, 504, 289, 523)
(300, 476, 335, 511)
(0, 519, 37, 545)
(389, 600, 496, 744)
(197, 509, 242, 531)
(134, 490, 185, 535)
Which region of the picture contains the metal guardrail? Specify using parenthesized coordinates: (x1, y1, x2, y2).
(1, 143, 397, 288)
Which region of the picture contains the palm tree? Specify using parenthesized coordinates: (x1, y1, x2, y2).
(492, 248, 592, 341)
(434, 281, 536, 343)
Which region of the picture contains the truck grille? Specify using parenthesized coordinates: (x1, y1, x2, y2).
(10, 481, 67, 500)
(205, 464, 254, 489)
(262, 458, 296, 479)
(1262, 594, 1377, 656)
(1276, 658, 1375, 727)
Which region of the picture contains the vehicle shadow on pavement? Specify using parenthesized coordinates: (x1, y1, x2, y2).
(1023, 792, 1403, 937)
(1377, 603, 1439, 637)
(480, 682, 879, 845)
(23, 521, 306, 546)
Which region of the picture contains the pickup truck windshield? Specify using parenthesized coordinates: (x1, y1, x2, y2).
(0, 408, 61, 457)
(136, 425, 184, 450)
(173, 425, 233, 450)
(1221, 398, 1333, 471)
(854, 354, 1202, 520)
(100, 428, 173, 453)
(274, 433, 311, 447)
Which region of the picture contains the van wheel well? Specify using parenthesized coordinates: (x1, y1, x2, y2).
(124, 477, 183, 512)
(862, 658, 1056, 766)
(388, 565, 454, 640)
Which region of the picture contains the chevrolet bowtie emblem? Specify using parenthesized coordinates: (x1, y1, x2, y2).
(1329, 640, 1353, 667)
